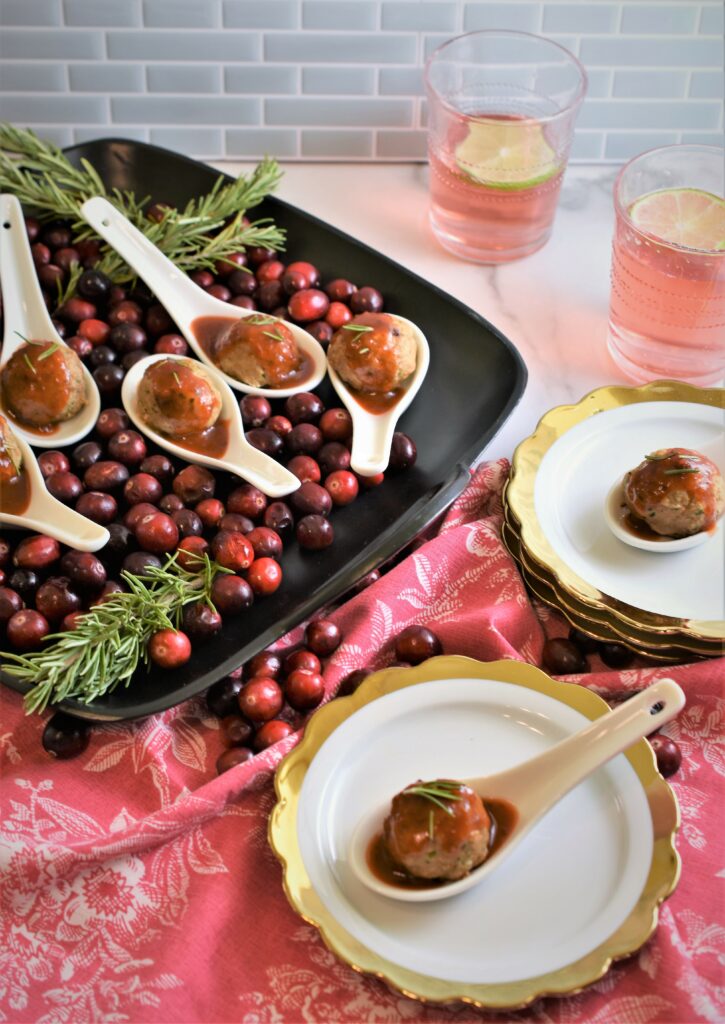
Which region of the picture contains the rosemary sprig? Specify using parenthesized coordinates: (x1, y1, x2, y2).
(403, 779, 464, 814)
(246, 314, 277, 325)
(263, 329, 287, 343)
(644, 451, 671, 462)
(37, 342, 60, 360)
(343, 324, 373, 333)
(23, 353, 36, 374)
(664, 467, 699, 476)
(1, 553, 230, 714)
(0, 123, 286, 283)
(173, 371, 182, 386)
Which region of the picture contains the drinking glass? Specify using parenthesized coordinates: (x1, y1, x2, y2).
(608, 145, 725, 387)
(424, 30, 587, 264)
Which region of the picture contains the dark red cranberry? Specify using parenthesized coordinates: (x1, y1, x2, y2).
(325, 301, 352, 330)
(284, 648, 321, 676)
(287, 454, 321, 483)
(291, 481, 332, 518)
(58, 296, 96, 323)
(296, 514, 334, 550)
(211, 574, 254, 615)
(354, 568, 381, 591)
(84, 460, 129, 492)
(8, 569, 40, 601)
(395, 625, 442, 665)
(148, 628, 192, 668)
(286, 260, 319, 287)
(38, 263, 64, 289)
(173, 465, 215, 504)
(41, 713, 90, 760)
(246, 556, 283, 595)
(256, 259, 285, 283)
(146, 201, 173, 222)
(145, 302, 174, 336)
(140, 454, 175, 484)
(247, 428, 283, 458)
(287, 288, 329, 323)
(73, 441, 104, 471)
(46, 471, 83, 503)
(78, 318, 110, 345)
(109, 322, 147, 353)
(210, 530, 254, 572)
(207, 674, 245, 717)
(228, 268, 256, 296)
(124, 501, 159, 531)
(182, 601, 222, 641)
(350, 286, 384, 314)
(284, 392, 324, 424)
(76, 238, 101, 266)
(216, 747, 254, 773)
(190, 269, 214, 288)
(306, 320, 333, 346)
(77, 268, 111, 301)
(325, 278, 357, 302)
(257, 280, 285, 311)
(0, 587, 23, 626)
(160, 492, 185, 514)
(599, 642, 635, 669)
(648, 734, 682, 778)
(245, 650, 282, 679)
(240, 395, 272, 427)
(318, 442, 351, 475)
(265, 414, 293, 438)
(227, 484, 267, 520)
(35, 577, 82, 622)
(253, 719, 294, 751)
(136, 512, 179, 553)
(325, 470, 358, 506)
(389, 432, 417, 472)
(306, 618, 342, 657)
(108, 300, 142, 327)
(60, 551, 107, 591)
(66, 335, 92, 359)
(176, 536, 210, 571)
(42, 223, 71, 248)
(54, 246, 80, 272)
(221, 714, 255, 748)
(24, 216, 40, 241)
(196, 498, 225, 529)
(238, 676, 283, 722)
(286, 423, 323, 456)
(263, 501, 294, 540)
(154, 333, 188, 356)
(285, 669, 325, 711)
(0, 539, 9, 569)
(338, 667, 371, 696)
(31, 241, 51, 267)
(171, 508, 203, 538)
(61, 611, 85, 631)
(124, 472, 163, 506)
(123, 551, 162, 577)
(75, 490, 118, 524)
(230, 295, 256, 311)
(13, 535, 61, 569)
(105, 522, 135, 558)
(568, 627, 600, 654)
(206, 283, 232, 303)
(108, 430, 147, 466)
(247, 245, 276, 267)
(219, 513, 254, 533)
(93, 364, 125, 394)
(246, 526, 283, 560)
(38, 450, 70, 478)
(96, 408, 130, 439)
(217, 253, 250, 279)
(281, 269, 308, 294)
(109, 285, 127, 305)
(542, 637, 588, 675)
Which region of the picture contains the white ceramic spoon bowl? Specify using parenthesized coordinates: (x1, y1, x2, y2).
(327, 316, 430, 477)
(1, 429, 109, 551)
(81, 196, 327, 399)
(605, 480, 715, 553)
(122, 353, 300, 498)
(349, 677, 684, 902)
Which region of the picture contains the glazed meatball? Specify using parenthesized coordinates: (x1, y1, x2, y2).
(624, 448, 725, 538)
(328, 313, 417, 394)
(1, 341, 86, 426)
(383, 780, 491, 881)
(212, 314, 300, 388)
(0, 414, 23, 484)
(138, 358, 222, 436)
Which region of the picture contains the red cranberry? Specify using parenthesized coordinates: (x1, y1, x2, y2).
(35, 577, 81, 622)
(247, 246, 276, 267)
(287, 288, 329, 323)
(246, 556, 282, 595)
(0, 539, 9, 569)
(38, 263, 64, 289)
(42, 223, 72, 248)
(350, 286, 384, 314)
(265, 414, 293, 438)
(325, 302, 352, 329)
(122, 551, 162, 577)
(46, 471, 83, 503)
(216, 251, 248, 276)
(228, 268, 256, 296)
(196, 498, 225, 529)
(182, 601, 222, 641)
(648, 734, 682, 778)
(160, 493, 185, 514)
(284, 392, 324, 424)
(257, 280, 285, 311)
(325, 470, 358, 506)
(0, 587, 23, 625)
(8, 569, 40, 601)
(285, 669, 325, 711)
(221, 715, 254, 748)
(216, 747, 254, 773)
(60, 551, 106, 591)
(124, 501, 159, 531)
(325, 279, 356, 302)
(108, 300, 142, 326)
(93, 364, 125, 394)
(358, 471, 385, 488)
(140, 454, 175, 483)
(211, 574, 254, 614)
(210, 530, 254, 572)
(219, 512, 254, 533)
(172, 508, 204, 538)
(246, 650, 282, 679)
(109, 430, 148, 466)
(240, 395, 272, 427)
(77, 269, 111, 300)
(96, 408, 129, 439)
(32, 241, 51, 266)
(72, 441, 103, 472)
(147, 201, 173, 222)
(291, 481, 332, 518)
(207, 283, 232, 303)
(76, 491, 118, 524)
(67, 335, 93, 359)
(173, 465, 215, 504)
(90, 346, 118, 368)
(306, 320, 333, 346)
(287, 455, 321, 483)
(238, 676, 283, 722)
(13, 535, 61, 570)
(318, 442, 351, 475)
(568, 627, 600, 654)
(54, 246, 79, 272)
(389, 432, 417, 472)
(247, 427, 283, 458)
(256, 259, 286, 283)
(207, 675, 244, 717)
(338, 667, 371, 696)
(306, 618, 342, 657)
(78, 318, 111, 345)
(76, 238, 101, 266)
(286, 423, 323, 456)
(176, 536, 210, 571)
(228, 484, 267, 520)
(145, 302, 174, 336)
(136, 512, 179, 553)
(284, 649, 321, 676)
(395, 625, 443, 665)
(62, 611, 85, 631)
(41, 712, 90, 759)
(281, 269, 308, 294)
(105, 523, 135, 558)
(25, 215, 41, 241)
(154, 333, 188, 356)
(190, 269, 214, 288)
(38, 450, 70, 478)
(542, 638, 588, 675)
(296, 514, 334, 550)
(84, 461, 129, 492)
(57, 296, 96, 323)
(287, 260, 319, 287)
(253, 719, 294, 751)
(263, 501, 294, 540)
(108, 322, 147, 353)
(599, 642, 635, 669)
(246, 527, 283, 560)
(149, 628, 192, 668)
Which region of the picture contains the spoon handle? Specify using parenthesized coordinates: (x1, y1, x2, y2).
(215, 452, 300, 499)
(488, 678, 685, 818)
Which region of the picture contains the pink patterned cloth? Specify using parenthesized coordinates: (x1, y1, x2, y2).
(1, 461, 723, 1024)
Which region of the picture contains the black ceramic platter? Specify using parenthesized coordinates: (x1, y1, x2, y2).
(0, 138, 526, 720)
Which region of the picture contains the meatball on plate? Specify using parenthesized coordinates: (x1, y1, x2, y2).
(623, 448, 724, 538)
(137, 357, 223, 437)
(1, 341, 87, 428)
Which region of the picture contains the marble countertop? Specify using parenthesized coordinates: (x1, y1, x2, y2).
(214, 161, 620, 461)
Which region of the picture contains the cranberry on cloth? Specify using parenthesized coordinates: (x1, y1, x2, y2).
(1, 461, 723, 1023)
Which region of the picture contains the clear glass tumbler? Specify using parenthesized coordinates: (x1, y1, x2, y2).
(424, 30, 587, 264)
(608, 145, 725, 387)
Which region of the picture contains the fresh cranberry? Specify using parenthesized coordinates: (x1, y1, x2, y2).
(285, 669, 325, 711)
(57, 296, 96, 323)
(291, 481, 332, 518)
(240, 395, 272, 427)
(207, 283, 232, 302)
(41, 713, 89, 759)
(265, 414, 293, 438)
(122, 350, 149, 371)
(246, 527, 283, 560)
(60, 551, 106, 591)
(325, 279, 356, 302)
(93, 364, 125, 395)
(247, 428, 283, 458)
(73, 441, 104, 472)
(13, 535, 61, 570)
(216, 251, 248, 276)
(325, 301, 352, 329)
(542, 638, 588, 675)
(0, 539, 9, 569)
(54, 246, 80, 272)
(104, 523, 135, 558)
(173, 465, 215, 504)
(109, 322, 147, 353)
(287, 261, 319, 287)
(306, 618, 342, 657)
(256, 259, 286, 283)
(285, 392, 324, 425)
(599, 642, 635, 669)
(216, 747, 254, 773)
(350, 286, 384, 314)
(287, 455, 321, 483)
(281, 269, 308, 294)
(96, 408, 129, 439)
(287, 288, 329, 323)
(160, 493, 185, 514)
(35, 577, 82, 622)
(182, 601, 222, 641)
(257, 281, 285, 311)
(46, 471, 83, 503)
(263, 501, 294, 541)
(76, 238, 101, 266)
(246, 650, 282, 680)
(221, 715, 255, 748)
(66, 335, 92, 359)
(296, 515, 333, 550)
(358, 471, 385, 488)
(0, 587, 23, 626)
(31, 241, 51, 267)
(38, 263, 64, 290)
(154, 333, 188, 356)
(227, 484, 267, 520)
(230, 295, 256, 310)
(108, 300, 142, 326)
(395, 625, 442, 665)
(38, 450, 70, 478)
(285, 423, 323, 456)
(140, 454, 175, 484)
(238, 676, 283, 722)
(325, 470, 358, 506)
(109, 284, 126, 305)
(172, 508, 204, 538)
(318, 442, 351, 475)
(136, 512, 179, 553)
(25, 215, 41, 241)
(145, 303, 174, 336)
(306, 320, 333, 346)
(78, 318, 111, 345)
(219, 513, 254, 533)
(338, 667, 372, 696)
(122, 551, 162, 577)
(253, 719, 294, 751)
(90, 343, 118, 366)
(207, 675, 245, 717)
(76, 491, 118, 524)
(42, 223, 72, 247)
(211, 573, 254, 614)
(193, 498, 223, 529)
(62, 611, 85, 631)
(109, 430, 148, 466)
(77, 268, 111, 301)
(210, 530, 254, 572)
(247, 556, 282, 595)
(284, 649, 321, 676)
(149, 628, 192, 668)
(247, 246, 277, 267)
(8, 569, 40, 602)
(648, 734, 682, 778)
(83, 461, 128, 493)
(190, 269, 214, 288)
(176, 536, 210, 571)
(228, 268, 256, 296)
(124, 501, 159, 531)
(147, 201, 173, 222)
(389, 432, 417, 472)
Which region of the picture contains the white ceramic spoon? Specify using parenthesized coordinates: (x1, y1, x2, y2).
(349, 677, 684, 902)
(0, 194, 101, 448)
(604, 480, 715, 553)
(0, 424, 109, 551)
(81, 196, 327, 399)
(122, 353, 300, 498)
(327, 319, 429, 476)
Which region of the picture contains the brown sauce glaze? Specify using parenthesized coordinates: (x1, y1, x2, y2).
(612, 500, 672, 543)
(191, 315, 315, 389)
(366, 797, 518, 891)
(351, 382, 410, 416)
(1, 469, 31, 516)
(3, 408, 59, 436)
(173, 418, 230, 460)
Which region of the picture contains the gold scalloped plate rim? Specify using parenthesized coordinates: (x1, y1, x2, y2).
(507, 381, 725, 643)
(269, 656, 680, 1010)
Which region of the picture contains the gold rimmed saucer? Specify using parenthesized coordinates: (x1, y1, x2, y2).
(507, 381, 725, 646)
(269, 656, 680, 1010)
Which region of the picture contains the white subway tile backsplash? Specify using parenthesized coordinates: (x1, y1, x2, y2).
(463, 3, 542, 32)
(147, 65, 222, 94)
(376, 129, 428, 157)
(228, 66, 299, 94)
(0, 28, 104, 59)
(302, 68, 376, 95)
(579, 100, 721, 130)
(107, 31, 261, 62)
(0, 95, 107, 123)
(680, 131, 725, 145)
(604, 131, 679, 159)
(226, 128, 298, 157)
(69, 63, 145, 92)
(382, 3, 458, 32)
(266, 97, 414, 127)
(303, 2, 378, 31)
(379, 68, 425, 96)
(612, 70, 689, 98)
(689, 70, 725, 98)
(112, 96, 260, 124)
(580, 37, 722, 66)
(699, 4, 724, 34)
(223, 1, 298, 29)
(29, 126, 74, 147)
(620, 4, 698, 34)
(143, 1, 220, 28)
(150, 127, 224, 154)
(265, 32, 417, 63)
(0, 62, 67, 92)
(301, 130, 373, 157)
(568, 132, 604, 160)
(63, 0, 141, 27)
(0, 0, 60, 26)
(543, 4, 617, 34)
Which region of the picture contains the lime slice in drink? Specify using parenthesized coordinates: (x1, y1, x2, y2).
(629, 188, 725, 251)
(454, 119, 560, 190)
